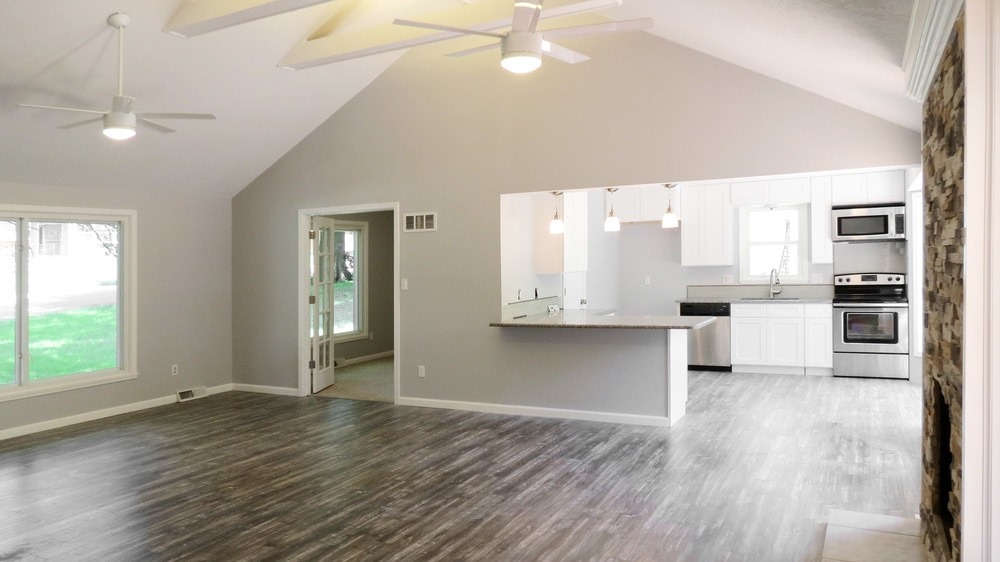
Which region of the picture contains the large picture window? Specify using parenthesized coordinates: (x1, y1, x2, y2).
(0, 207, 136, 400)
(738, 204, 809, 283)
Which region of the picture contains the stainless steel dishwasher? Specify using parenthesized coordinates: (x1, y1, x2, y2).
(679, 302, 732, 371)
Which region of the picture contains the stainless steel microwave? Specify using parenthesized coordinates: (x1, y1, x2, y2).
(831, 203, 906, 242)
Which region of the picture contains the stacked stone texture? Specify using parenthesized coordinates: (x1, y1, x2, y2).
(919, 11, 964, 562)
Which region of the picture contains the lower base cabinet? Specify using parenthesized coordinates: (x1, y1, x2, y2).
(732, 302, 832, 375)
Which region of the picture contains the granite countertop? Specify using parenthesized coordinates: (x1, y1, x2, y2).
(491, 310, 717, 329)
(676, 297, 833, 304)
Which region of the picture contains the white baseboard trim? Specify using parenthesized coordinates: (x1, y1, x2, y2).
(230, 383, 299, 396)
(0, 394, 177, 442)
(208, 383, 234, 394)
(733, 365, 806, 376)
(396, 396, 670, 427)
(338, 350, 394, 367)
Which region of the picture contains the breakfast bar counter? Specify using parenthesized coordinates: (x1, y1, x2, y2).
(490, 311, 715, 426)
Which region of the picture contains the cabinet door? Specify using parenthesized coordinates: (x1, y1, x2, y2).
(865, 170, 905, 203)
(804, 317, 833, 368)
(769, 178, 811, 205)
(767, 317, 804, 366)
(700, 184, 734, 265)
(563, 191, 588, 272)
(610, 187, 642, 223)
(810, 176, 833, 264)
(641, 184, 671, 222)
(532, 192, 564, 274)
(732, 317, 767, 364)
(730, 181, 769, 206)
(831, 174, 867, 205)
(680, 186, 703, 265)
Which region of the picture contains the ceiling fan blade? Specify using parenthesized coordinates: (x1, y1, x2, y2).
(511, 1, 543, 33)
(57, 117, 104, 130)
(541, 41, 590, 64)
(137, 112, 217, 120)
(541, 17, 653, 40)
(138, 118, 177, 134)
(18, 103, 105, 115)
(393, 19, 504, 39)
(446, 42, 500, 58)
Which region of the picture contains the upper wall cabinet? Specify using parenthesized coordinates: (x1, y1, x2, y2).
(730, 178, 810, 207)
(830, 170, 905, 205)
(809, 176, 833, 264)
(534, 191, 588, 274)
(608, 184, 675, 223)
(681, 184, 733, 266)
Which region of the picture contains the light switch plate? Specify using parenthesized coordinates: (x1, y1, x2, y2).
(722, 274, 734, 284)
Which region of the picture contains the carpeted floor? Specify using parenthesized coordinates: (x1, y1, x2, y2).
(314, 356, 394, 403)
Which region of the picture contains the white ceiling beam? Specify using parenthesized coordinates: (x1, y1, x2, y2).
(280, 0, 621, 70)
(165, 0, 336, 38)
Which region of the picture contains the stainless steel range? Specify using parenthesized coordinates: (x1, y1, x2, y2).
(832, 273, 909, 379)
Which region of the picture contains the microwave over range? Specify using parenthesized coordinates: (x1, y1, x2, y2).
(831, 203, 906, 242)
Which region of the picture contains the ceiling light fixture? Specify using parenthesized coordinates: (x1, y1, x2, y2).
(661, 183, 679, 229)
(604, 188, 621, 232)
(103, 111, 136, 140)
(500, 32, 543, 74)
(549, 191, 565, 234)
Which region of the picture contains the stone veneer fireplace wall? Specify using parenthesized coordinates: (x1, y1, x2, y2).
(920, 10, 964, 562)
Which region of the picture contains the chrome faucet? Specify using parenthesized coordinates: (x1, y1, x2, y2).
(769, 268, 783, 299)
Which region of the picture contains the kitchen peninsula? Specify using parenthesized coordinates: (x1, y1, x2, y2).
(491, 311, 715, 426)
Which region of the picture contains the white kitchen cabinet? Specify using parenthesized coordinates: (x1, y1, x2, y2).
(831, 170, 905, 205)
(534, 191, 588, 274)
(681, 183, 733, 266)
(732, 302, 830, 374)
(803, 304, 833, 370)
(810, 176, 833, 264)
(731, 316, 767, 364)
(609, 184, 674, 223)
(730, 178, 810, 207)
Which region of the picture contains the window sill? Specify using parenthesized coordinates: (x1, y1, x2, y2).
(0, 371, 138, 404)
(334, 332, 369, 344)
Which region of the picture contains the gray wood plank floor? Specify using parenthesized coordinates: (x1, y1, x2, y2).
(0, 372, 921, 561)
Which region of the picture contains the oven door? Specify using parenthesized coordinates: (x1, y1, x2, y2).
(833, 303, 909, 354)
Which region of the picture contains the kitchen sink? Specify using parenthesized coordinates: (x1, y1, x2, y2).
(739, 297, 799, 301)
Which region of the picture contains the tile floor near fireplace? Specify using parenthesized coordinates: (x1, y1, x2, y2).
(822, 509, 925, 561)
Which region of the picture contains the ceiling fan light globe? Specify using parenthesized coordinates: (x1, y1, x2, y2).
(103, 111, 136, 140)
(501, 32, 543, 74)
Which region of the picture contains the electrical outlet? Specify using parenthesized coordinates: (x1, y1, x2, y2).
(171, 364, 178, 376)
(644, 276, 651, 286)
(369, 332, 374, 340)
(722, 274, 734, 284)
(418, 365, 425, 378)
(401, 278, 409, 291)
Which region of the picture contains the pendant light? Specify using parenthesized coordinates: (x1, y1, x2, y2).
(549, 191, 565, 234)
(604, 188, 621, 232)
(661, 183, 679, 229)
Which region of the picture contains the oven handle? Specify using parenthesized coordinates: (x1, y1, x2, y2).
(833, 302, 909, 308)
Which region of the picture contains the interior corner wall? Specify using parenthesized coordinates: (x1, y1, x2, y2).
(919, 11, 965, 562)
(325, 210, 394, 361)
(232, 31, 921, 415)
(0, 181, 232, 433)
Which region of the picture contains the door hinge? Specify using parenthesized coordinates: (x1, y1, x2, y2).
(308, 229, 316, 240)
(308, 360, 316, 369)
(309, 295, 316, 304)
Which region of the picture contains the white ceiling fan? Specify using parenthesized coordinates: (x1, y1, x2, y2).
(18, 12, 216, 141)
(390, 0, 652, 74)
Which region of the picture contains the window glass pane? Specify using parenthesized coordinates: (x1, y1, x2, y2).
(333, 229, 359, 334)
(0, 220, 16, 386)
(747, 244, 799, 277)
(748, 209, 799, 242)
(27, 221, 119, 380)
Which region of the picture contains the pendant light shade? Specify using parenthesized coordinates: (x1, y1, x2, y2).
(604, 188, 621, 232)
(661, 183, 679, 229)
(549, 192, 565, 234)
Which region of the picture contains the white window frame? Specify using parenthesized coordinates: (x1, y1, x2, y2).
(333, 220, 369, 344)
(0, 205, 138, 403)
(738, 204, 810, 284)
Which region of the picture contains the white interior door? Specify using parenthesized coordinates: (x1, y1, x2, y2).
(310, 216, 336, 392)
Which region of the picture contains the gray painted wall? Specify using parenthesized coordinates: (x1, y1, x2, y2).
(325, 210, 394, 361)
(0, 180, 232, 431)
(232, 32, 920, 415)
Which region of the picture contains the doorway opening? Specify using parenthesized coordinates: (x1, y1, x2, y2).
(297, 203, 399, 404)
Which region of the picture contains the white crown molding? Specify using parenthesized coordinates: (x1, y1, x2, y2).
(902, 0, 964, 102)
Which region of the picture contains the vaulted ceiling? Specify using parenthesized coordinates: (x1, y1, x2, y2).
(0, 0, 920, 198)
